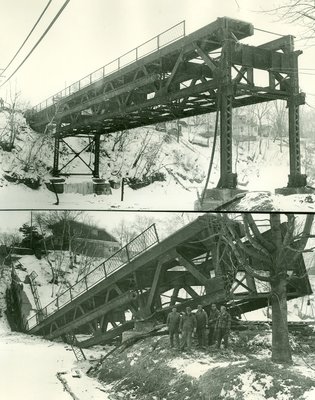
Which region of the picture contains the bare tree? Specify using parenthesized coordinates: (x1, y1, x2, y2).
(33, 211, 83, 296)
(250, 103, 273, 154)
(271, 100, 287, 152)
(218, 213, 314, 364)
(267, 1, 315, 45)
(0, 231, 21, 276)
(112, 214, 157, 247)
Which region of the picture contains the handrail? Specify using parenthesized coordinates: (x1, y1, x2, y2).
(32, 21, 185, 113)
(26, 223, 159, 330)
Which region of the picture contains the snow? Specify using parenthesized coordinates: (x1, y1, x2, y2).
(221, 370, 274, 400)
(0, 331, 111, 400)
(0, 174, 198, 210)
(0, 272, 112, 400)
(304, 388, 315, 400)
(168, 356, 246, 379)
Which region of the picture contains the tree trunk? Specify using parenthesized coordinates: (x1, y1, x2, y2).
(271, 277, 292, 364)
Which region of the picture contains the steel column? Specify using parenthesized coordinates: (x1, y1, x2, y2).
(93, 134, 100, 178)
(287, 49, 306, 187)
(52, 125, 60, 177)
(218, 39, 236, 189)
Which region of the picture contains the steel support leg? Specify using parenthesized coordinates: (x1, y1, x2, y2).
(287, 50, 306, 187)
(53, 129, 60, 177)
(218, 39, 237, 189)
(93, 135, 100, 178)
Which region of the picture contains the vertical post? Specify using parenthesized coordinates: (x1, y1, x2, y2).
(136, 47, 138, 60)
(121, 178, 125, 201)
(287, 45, 306, 188)
(157, 34, 160, 50)
(93, 134, 100, 178)
(53, 125, 60, 177)
(126, 245, 130, 262)
(218, 38, 236, 189)
(153, 223, 159, 243)
(245, 273, 257, 293)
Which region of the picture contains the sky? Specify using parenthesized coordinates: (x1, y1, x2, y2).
(0, 0, 315, 107)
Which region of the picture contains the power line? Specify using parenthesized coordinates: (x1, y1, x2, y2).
(0, 0, 71, 89)
(254, 27, 285, 37)
(1, 0, 53, 77)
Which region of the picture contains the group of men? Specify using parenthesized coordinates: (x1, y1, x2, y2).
(166, 304, 231, 351)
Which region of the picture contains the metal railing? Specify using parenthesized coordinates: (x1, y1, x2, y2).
(33, 21, 185, 112)
(26, 223, 159, 330)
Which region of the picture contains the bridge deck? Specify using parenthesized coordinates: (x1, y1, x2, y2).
(27, 17, 255, 136)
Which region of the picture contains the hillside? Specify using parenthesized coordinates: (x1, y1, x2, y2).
(89, 330, 315, 400)
(1, 109, 315, 210)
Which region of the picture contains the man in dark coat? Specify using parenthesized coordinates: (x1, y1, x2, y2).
(179, 306, 196, 351)
(195, 304, 208, 349)
(166, 307, 181, 348)
(215, 305, 231, 349)
(208, 303, 219, 346)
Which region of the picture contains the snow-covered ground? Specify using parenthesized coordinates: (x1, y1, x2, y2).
(0, 265, 114, 400)
(0, 330, 110, 400)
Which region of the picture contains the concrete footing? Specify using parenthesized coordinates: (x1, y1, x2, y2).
(275, 186, 315, 196)
(45, 178, 65, 194)
(92, 178, 112, 195)
(121, 320, 156, 343)
(45, 178, 112, 195)
(194, 188, 247, 210)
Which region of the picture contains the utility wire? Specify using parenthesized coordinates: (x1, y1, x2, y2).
(254, 27, 285, 37)
(0, 0, 71, 89)
(1, 0, 53, 77)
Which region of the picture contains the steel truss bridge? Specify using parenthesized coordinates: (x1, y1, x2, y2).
(23, 214, 311, 348)
(26, 17, 307, 189)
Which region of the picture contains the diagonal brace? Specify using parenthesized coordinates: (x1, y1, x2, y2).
(59, 139, 94, 173)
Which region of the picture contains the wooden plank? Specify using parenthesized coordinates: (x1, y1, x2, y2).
(175, 251, 209, 285)
(184, 285, 199, 298)
(194, 43, 218, 72)
(146, 261, 163, 310)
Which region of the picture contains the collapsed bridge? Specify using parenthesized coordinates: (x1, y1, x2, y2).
(25, 17, 309, 203)
(17, 214, 311, 348)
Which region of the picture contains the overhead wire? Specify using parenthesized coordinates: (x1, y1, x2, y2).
(254, 27, 285, 37)
(0, 0, 71, 89)
(1, 0, 54, 77)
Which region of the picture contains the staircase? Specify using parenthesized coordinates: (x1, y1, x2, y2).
(66, 334, 86, 361)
